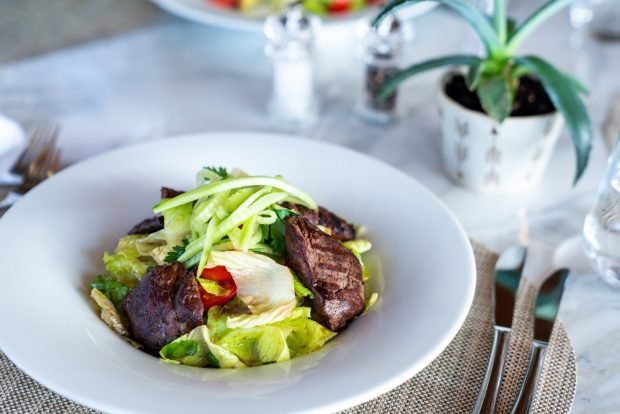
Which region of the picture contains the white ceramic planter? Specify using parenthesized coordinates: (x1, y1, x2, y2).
(438, 73, 564, 194)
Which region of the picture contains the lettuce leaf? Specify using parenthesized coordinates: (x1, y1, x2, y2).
(217, 316, 335, 365)
(343, 239, 372, 282)
(218, 325, 291, 364)
(257, 326, 291, 362)
(137, 203, 193, 264)
(90, 275, 131, 311)
(162, 305, 334, 368)
(91, 288, 128, 336)
(160, 324, 245, 368)
(212, 304, 334, 366)
(103, 235, 156, 287)
(292, 272, 314, 300)
(205, 308, 248, 368)
(160, 340, 200, 362)
(226, 304, 297, 329)
(278, 317, 336, 357)
(364, 292, 379, 314)
(208, 251, 296, 320)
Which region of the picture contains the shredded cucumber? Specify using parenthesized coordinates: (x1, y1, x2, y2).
(220, 187, 258, 215)
(197, 216, 220, 274)
(238, 215, 258, 252)
(153, 176, 318, 213)
(166, 174, 318, 270)
(214, 192, 288, 240)
(178, 238, 203, 262)
(191, 191, 230, 237)
(256, 210, 277, 225)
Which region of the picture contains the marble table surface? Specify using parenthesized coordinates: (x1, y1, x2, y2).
(1, 1, 619, 412)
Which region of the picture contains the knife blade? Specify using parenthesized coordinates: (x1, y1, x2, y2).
(511, 268, 570, 414)
(472, 245, 526, 414)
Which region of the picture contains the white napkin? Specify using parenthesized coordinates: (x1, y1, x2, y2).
(0, 114, 25, 178)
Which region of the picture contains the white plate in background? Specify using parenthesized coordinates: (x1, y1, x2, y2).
(151, 0, 437, 31)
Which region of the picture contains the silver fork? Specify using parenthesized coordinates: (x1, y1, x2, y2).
(0, 122, 60, 187)
(0, 125, 62, 210)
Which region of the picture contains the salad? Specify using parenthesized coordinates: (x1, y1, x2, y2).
(90, 167, 376, 368)
(207, 0, 383, 17)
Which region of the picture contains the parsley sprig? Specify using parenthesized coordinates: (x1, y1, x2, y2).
(205, 166, 229, 179)
(164, 238, 190, 263)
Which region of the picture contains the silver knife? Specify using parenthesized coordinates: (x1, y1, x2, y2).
(511, 268, 570, 414)
(472, 245, 527, 414)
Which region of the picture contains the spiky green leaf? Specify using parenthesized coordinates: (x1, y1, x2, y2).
(466, 62, 484, 91)
(477, 73, 515, 123)
(507, 0, 574, 53)
(515, 56, 592, 184)
(378, 55, 482, 101)
(466, 59, 503, 90)
(493, 0, 508, 45)
(373, 0, 502, 55)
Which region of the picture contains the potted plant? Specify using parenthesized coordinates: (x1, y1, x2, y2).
(373, 0, 592, 194)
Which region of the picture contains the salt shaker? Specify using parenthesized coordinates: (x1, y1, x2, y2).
(582, 134, 620, 287)
(264, 3, 319, 128)
(356, 15, 403, 124)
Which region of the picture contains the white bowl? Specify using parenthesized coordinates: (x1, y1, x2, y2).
(0, 132, 475, 413)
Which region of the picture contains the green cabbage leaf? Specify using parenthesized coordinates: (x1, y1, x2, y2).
(103, 235, 156, 287)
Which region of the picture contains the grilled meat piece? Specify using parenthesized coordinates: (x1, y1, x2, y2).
(283, 203, 356, 242)
(285, 216, 364, 331)
(127, 216, 164, 235)
(124, 262, 203, 354)
(126, 187, 184, 235)
(161, 187, 183, 199)
(283, 203, 319, 225)
(317, 207, 356, 242)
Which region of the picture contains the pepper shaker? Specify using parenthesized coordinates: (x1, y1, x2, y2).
(264, 3, 320, 128)
(356, 14, 403, 124)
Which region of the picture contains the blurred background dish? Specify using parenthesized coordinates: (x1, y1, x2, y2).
(150, 0, 436, 31)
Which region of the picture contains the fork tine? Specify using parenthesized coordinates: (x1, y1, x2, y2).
(0, 124, 61, 209)
(47, 148, 62, 178)
(42, 148, 62, 179)
(26, 124, 59, 179)
(11, 123, 45, 175)
(12, 121, 58, 176)
(21, 145, 60, 193)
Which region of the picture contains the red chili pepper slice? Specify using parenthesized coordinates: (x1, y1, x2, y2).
(208, 0, 237, 9)
(198, 266, 237, 309)
(328, 0, 351, 13)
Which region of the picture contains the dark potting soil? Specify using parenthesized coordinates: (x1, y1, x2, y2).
(444, 74, 556, 117)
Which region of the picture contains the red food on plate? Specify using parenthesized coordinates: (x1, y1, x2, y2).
(208, 0, 237, 9)
(198, 266, 237, 308)
(328, 0, 352, 13)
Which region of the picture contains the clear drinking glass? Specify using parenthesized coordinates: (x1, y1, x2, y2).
(583, 135, 620, 287)
(570, 0, 620, 40)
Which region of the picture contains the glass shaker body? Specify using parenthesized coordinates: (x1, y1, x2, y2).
(265, 6, 319, 128)
(583, 136, 620, 287)
(356, 15, 403, 124)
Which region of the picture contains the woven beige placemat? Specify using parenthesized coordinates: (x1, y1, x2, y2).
(341, 242, 577, 414)
(0, 242, 576, 413)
